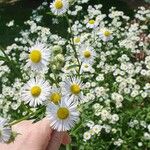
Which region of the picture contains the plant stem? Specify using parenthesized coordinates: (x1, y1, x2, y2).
(65, 15, 81, 73)
(66, 144, 72, 150)
(71, 122, 82, 136)
(9, 107, 44, 126)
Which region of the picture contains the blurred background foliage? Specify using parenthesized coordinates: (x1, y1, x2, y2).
(0, 0, 149, 47)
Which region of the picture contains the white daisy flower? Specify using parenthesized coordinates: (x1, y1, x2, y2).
(79, 46, 96, 64)
(61, 77, 83, 102)
(86, 19, 99, 29)
(46, 98, 79, 131)
(26, 43, 50, 72)
(50, 0, 69, 15)
(48, 87, 62, 105)
(21, 77, 50, 107)
(0, 117, 11, 143)
(74, 36, 81, 45)
(80, 63, 93, 73)
(83, 131, 91, 141)
(98, 28, 113, 42)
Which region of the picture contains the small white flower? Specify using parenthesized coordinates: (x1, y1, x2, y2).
(47, 87, 62, 105)
(0, 118, 11, 143)
(50, 0, 69, 15)
(83, 132, 91, 141)
(92, 125, 102, 134)
(61, 77, 84, 102)
(86, 19, 99, 29)
(6, 20, 14, 27)
(21, 77, 50, 107)
(26, 43, 50, 72)
(46, 98, 79, 131)
(80, 63, 93, 73)
(79, 46, 96, 64)
(98, 28, 113, 42)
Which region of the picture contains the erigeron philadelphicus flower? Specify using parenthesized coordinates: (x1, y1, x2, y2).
(98, 28, 113, 42)
(62, 77, 83, 102)
(80, 63, 93, 73)
(0, 117, 11, 143)
(50, 0, 69, 15)
(79, 46, 96, 64)
(83, 132, 91, 141)
(48, 87, 62, 105)
(86, 19, 99, 29)
(74, 37, 81, 45)
(26, 43, 50, 72)
(46, 98, 79, 131)
(61, 77, 84, 102)
(21, 77, 50, 107)
(92, 125, 102, 134)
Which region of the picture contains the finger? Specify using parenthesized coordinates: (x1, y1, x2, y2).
(12, 120, 34, 132)
(46, 131, 65, 150)
(30, 118, 52, 150)
(62, 132, 71, 145)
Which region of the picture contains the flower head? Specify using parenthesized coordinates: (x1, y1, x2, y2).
(79, 46, 96, 64)
(46, 98, 79, 131)
(61, 77, 84, 102)
(26, 43, 50, 72)
(50, 0, 69, 15)
(98, 28, 113, 42)
(86, 19, 98, 29)
(0, 118, 11, 143)
(21, 77, 50, 107)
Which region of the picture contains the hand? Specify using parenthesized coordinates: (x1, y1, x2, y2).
(0, 118, 71, 150)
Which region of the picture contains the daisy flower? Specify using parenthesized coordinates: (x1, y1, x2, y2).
(0, 117, 11, 143)
(21, 77, 50, 107)
(50, 0, 69, 15)
(26, 43, 50, 72)
(61, 77, 83, 102)
(80, 63, 93, 73)
(98, 28, 113, 42)
(74, 36, 81, 45)
(46, 98, 79, 131)
(79, 46, 96, 64)
(48, 87, 62, 105)
(86, 19, 98, 29)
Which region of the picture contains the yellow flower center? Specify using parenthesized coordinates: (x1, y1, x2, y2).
(83, 50, 91, 58)
(88, 20, 95, 24)
(29, 50, 41, 63)
(57, 107, 69, 119)
(104, 31, 111, 37)
(70, 84, 81, 95)
(31, 86, 41, 97)
(50, 92, 61, 104)
(54, 0, 63, 9)
(74, 37, 80, 43)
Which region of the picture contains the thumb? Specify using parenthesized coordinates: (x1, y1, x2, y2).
(47, 131, 64, 150)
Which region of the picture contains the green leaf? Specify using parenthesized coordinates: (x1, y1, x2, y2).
(67, 64, 79, 70)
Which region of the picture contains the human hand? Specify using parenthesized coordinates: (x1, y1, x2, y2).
(0, 118, 71, 150)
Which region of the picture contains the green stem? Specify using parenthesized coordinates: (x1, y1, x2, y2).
(52, 70, 59, 87)
(9, 107, 44, 126)
(71, 122, 82, 136)
(65, 15, 81, 73)
(0, 46, 12, 62)
(66, 144, 72, 150)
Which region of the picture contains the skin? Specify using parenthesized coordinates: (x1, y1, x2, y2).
(0, 118, 71, 150)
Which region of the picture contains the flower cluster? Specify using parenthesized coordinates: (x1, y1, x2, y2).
(0, 0, 150, 149)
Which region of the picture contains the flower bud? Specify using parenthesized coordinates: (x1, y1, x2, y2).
(54, 54, 65, 63)
(68, 0, 76, 5)
(52, 45, 63, 55)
